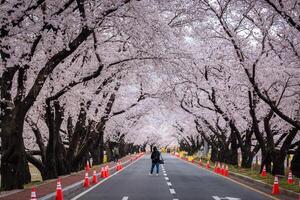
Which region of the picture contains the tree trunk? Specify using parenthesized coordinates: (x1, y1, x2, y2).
(241, 150, 254, 168)
(90, 132, 104, 165)
(44, 100, 68, 179)
(1, 120, 31, 190)
(272, 150, 285, 175)
(290, 144, 300, 177)
(90, 146, 101, 165)
(55, 137, 68, 176)
(261, 151, 273, 173)
(225, 131, 238, 165)
(210, 145, 218, 162)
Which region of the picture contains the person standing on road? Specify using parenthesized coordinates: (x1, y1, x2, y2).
(113, 146, 119, 163)
(149, 146, 163, 176)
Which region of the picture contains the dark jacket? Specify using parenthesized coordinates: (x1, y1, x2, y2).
(151, 150, 161, 163)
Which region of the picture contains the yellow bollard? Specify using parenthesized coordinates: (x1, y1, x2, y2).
(103, 155, 108, 163)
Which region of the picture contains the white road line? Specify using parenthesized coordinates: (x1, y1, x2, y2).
(70, 155, 144, 200)
(165, 177, 169, 180)
(167, 182, 172, 186)
(173, 199, 179, 200)
(169, 188, 176, 194)
(122, 196, 129, 200)
(163, 173, 167, 176)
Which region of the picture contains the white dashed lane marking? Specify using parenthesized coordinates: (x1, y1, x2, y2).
(121, 197, 128, 200)
(170, 188, 176, 194)
(162, 165, 177, 198)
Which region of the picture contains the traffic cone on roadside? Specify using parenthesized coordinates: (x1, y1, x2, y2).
(199, 159, 202, 167)
(216, 162, 221, 174)
(106, 165, 110, 177)
(85, 161, 90, 172)
(92, 170, 98, 184)
(221, 164, 225, 175)
(261, 165, 267, 177)
(83, 172, 90, 188)
(272, 176, 280, 195)
(56, 179, 64, 200)
(30, 187, 37, 200)
(287, 171, 294, 184)
(206, 160, 210, 169)
(214, 163, 217, 173)
(224, 165, 229, 177)
(116, 162, 120, 171)
(103, 167, 107, 178)
(100, 167, 105, 178)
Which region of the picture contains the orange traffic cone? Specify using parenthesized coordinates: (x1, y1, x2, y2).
(224, 165, 229, 177)
(83, 172, 90, 188)
(104, 166, 108, 178)
(56, 179, 64, 200)
(272, 176, 280, 195)
(216, 162, 221, 174)
(92, 170, 98, 184)
(261, 165, 267, 177)
(30, 187, 37, 200)
(287, 171, 294, 184)
(116, 163, 119, 171)
(214, 163, 217, 173)
(85, 161, 90, 172)
(206, 161, 210, 169)
(100, 167, 105, 178)
(199, 159, 202, 167)
(221, 164, 225, 175)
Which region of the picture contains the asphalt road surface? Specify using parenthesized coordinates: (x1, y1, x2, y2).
(71, 154, 274, 200)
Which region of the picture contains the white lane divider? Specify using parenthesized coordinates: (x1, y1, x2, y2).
(212, 196, 240, 200)
(169, 188, 176, 194)
(122, 196, 129, 200)
(162, 164, 178, 199)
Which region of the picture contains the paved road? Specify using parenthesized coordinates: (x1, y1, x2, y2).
(71, 154, 273, 200)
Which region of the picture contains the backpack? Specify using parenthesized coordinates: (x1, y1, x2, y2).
(153, 151, 160, 162)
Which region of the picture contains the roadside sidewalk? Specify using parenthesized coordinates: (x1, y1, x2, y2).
(0, 154, 140, 200)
